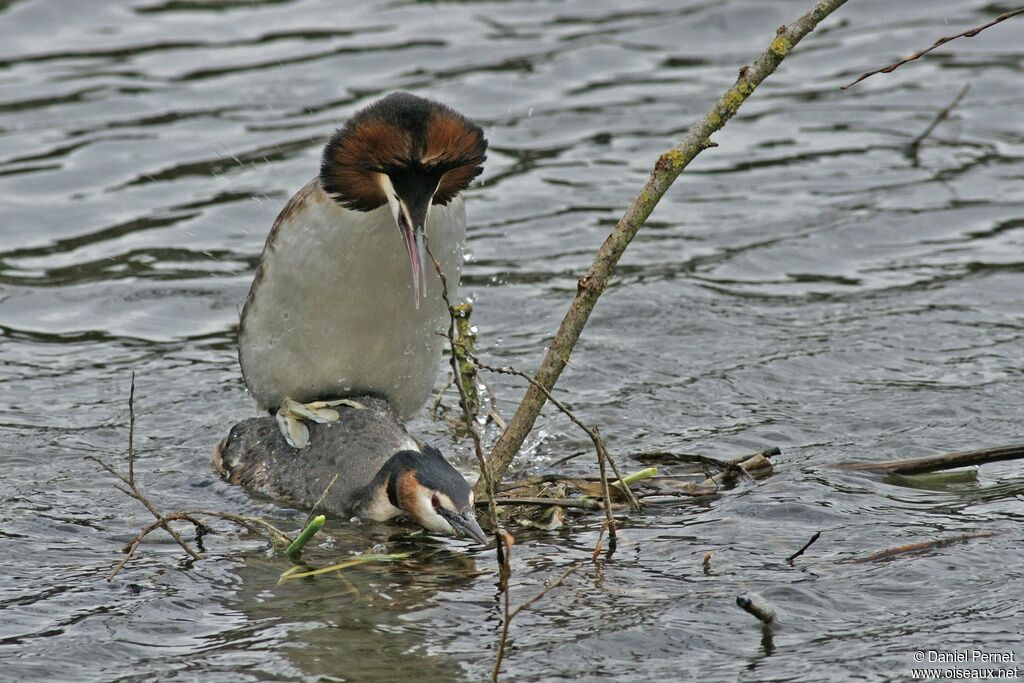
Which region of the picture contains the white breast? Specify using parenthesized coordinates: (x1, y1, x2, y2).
(239, 179, 465, 420)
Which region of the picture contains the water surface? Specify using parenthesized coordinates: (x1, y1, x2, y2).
(2, 1, 1023, 680)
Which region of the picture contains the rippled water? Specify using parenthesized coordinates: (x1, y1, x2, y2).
(3, 1, 1023, 680)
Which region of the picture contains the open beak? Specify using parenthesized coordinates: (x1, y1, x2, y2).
(442, 507, 489, 545)
(396, 200, 429, 309)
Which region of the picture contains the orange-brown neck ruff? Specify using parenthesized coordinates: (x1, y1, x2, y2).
(319, 91, 487, 212)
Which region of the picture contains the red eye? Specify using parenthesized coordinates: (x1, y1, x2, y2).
(431, 493, 441, 509)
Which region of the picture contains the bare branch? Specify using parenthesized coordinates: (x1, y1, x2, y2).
(481, 0, 849, 490)
(468, 353, 640, 514)
(841, 8, 1024, 90)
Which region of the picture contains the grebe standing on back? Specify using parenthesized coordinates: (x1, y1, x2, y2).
(238, 92, 487, 447)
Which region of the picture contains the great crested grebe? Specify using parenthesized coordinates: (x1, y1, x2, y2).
(238, 92, 486, 447)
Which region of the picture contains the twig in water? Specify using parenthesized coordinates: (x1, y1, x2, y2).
(127, 372, 136, 487)
(786, 530, 822, 563)
(483, 496, 619, 511)
(841, 8, 1024, 90)
(907, 83, 970, 165)
(92, 374, 298, 580)
(87, 378, 206, 578)
(848, 531, 994, 564)
(492, 527, 579, 683)
(833, 443, 1024, 475)
(482, 0, 850, 489)
(632, 447, 780, 472)
(468, 353, 640, 513)
(493, 530, 513, 681)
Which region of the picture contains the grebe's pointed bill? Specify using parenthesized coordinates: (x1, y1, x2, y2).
(380, 174, 432, 309)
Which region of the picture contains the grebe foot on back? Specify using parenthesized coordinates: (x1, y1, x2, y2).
(275, 397, 367, 449)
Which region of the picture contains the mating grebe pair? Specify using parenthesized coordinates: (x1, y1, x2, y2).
(215, 92, 488, 544)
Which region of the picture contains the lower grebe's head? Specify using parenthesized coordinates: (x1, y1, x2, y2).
(381, 444, 487, 545)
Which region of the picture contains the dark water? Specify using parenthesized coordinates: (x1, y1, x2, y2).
(3, 1, 1023, 680)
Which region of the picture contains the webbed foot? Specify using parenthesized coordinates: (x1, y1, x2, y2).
(275, 397, 368, 449)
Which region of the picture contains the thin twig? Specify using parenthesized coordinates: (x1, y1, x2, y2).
(786, 530, 822, 563)
(91, 376, 295, 579)
(107, 508, 294, 581)
(111, 511, 212, 580)
(493, 530, 514, 682)
(841, 8, 1024, 90)
(907, 83, 970, 165)
(482, 496, 621, 511)
(430, 373, 454, 417)
(482, 0, 849, 489)
(468, 353, 640, 512)
(305, 473, 339, 527)
(508, 563, 580, 621)
(127, 372, 136, 487)
(87, 455, 202, 567)
(492, 539, 580, 682)
(423, 239, 501, 535)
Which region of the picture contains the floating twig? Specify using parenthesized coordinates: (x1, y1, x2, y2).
(786, 530, 822, 563)
(632, 446, 780, 471)
(92, 374, 298, 580)
(834, 444, 1024, 475)
(849, 531, 994, 564)
(841, 8, 1024, 90)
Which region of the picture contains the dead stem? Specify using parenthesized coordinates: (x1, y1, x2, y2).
(786, 530, 822, 563)
(468, 352, 640, 513)
(842, 9, 1024, 90)
(492, 528, 579, 682)
(423, 238, 501, 535)
(91, 374, 294, 580)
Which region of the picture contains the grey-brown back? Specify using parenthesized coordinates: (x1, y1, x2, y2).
(213, 396, 415, 516)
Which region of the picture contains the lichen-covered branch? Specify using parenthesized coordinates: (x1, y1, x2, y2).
(479, 0, 850, 491)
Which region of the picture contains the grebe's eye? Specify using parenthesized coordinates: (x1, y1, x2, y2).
(431, 493, 441, 509)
